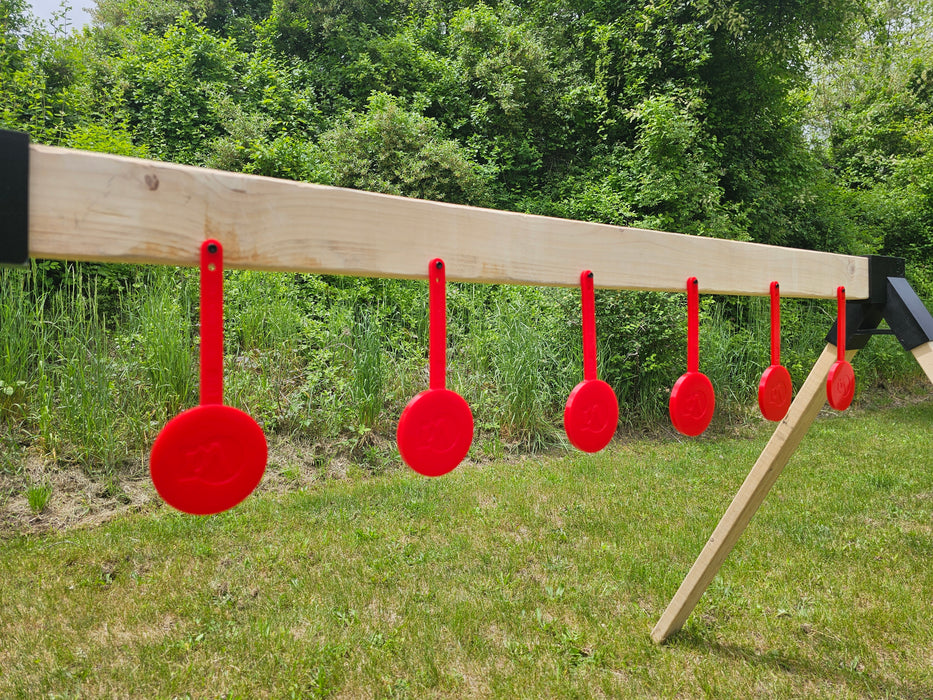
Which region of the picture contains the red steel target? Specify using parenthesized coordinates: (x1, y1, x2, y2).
(150, 240, 267, 515)
(397, 259, 474, 476)
(564, 270, 619, 452)
(670, 277, 715, 436)
(758, 281, 793, 421)
(827, 286, 855, 411)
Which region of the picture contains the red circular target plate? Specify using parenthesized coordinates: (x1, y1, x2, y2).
(669, 371, 715, 437)
(397, 388, 473, 477)
(564, 379, 618, 453)
(758, 364, 792, 422)
(827, 360, 855, 411)
(150, 404, 267, 515)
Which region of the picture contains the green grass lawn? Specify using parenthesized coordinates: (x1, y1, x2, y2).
(1, 401, 931, 698)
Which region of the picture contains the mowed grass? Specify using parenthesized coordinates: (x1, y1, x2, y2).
(1, 401, 931, 698)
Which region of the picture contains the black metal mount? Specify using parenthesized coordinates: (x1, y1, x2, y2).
(1, 130, 29, 267)
(826, 255, 933, 352)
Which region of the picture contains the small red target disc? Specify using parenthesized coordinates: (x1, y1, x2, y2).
(758, 364, 792, 422)
(827, 360, 855, 411)
(564, 379, 618, 453)
(669, 371, 715, 437)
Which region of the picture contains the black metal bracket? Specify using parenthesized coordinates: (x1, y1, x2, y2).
(826, 255, 933, 352)
(865, 255, 906, 303)
(886, 277, 933, 351)
(0, 130, 29, 267)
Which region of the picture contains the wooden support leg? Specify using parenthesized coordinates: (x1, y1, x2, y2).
(911, 341, 933, 385)
(651, 344, 857, 644)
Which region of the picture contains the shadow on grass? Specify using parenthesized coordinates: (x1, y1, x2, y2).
(668, 629, 933, 699)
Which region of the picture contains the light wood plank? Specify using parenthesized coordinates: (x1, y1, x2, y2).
(651, 344, 859, 643)
(912, 341, 933, 385)
(28, 145, 869, 298)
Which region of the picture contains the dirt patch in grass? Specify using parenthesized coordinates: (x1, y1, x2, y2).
(0, 435, 323, 536)
(0, 451, 155, 536)
(0, 431, 452, 536)
(0, 422, 552, 537)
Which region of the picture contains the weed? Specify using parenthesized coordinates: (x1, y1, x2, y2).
(25, 483, 52, 514)
(132, 266, 196, 417)
(350, 309, 385, 430)
(282, 463, 302, 483)
(0, 431, 24, 476)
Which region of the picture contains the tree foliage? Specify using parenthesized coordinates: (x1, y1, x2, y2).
(4, 0, 928, 275)
(1, 0, 929, 447)
(5, 0, 906, 253)
(805, 0, 933, 268)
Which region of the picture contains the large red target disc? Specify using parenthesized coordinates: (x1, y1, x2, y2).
(397, 388, 474, 477)
(151, 404, 267, 515)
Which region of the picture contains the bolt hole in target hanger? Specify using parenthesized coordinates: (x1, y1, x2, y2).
(758, 281, 793, 421)
(564, 271, 619, 452)
(150, 240, 268, 515)
(397, 259, 474, 476)
(827, 285, 856, 411)
(669, 277, 716, 436)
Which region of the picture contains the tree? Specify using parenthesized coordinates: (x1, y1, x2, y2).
(250, 92, 491, 204)
(806, 0, 933, 264)
(92, 0, 272, 39)
(0, 0, 94, 141)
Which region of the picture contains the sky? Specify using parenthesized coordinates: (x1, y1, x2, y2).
(28, 0, 96, 29)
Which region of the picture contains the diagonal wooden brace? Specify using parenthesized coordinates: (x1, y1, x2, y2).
(652, 343, 858, 643)
(912, 341, 933, 385)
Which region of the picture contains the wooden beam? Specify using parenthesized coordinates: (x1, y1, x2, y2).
(912, 341, 933, 385)
(651, 344, 859, 643)
(28, 144, 869, 298)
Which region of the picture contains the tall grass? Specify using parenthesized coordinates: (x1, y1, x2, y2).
(1, 264, 191, 473)
(1, 263, 928, 476)
(350, 310, 385, 430)
(489, 291, 567, 448)
(0, 266, 41, 388)
(0, 269, 41, 476)
(30, 268, 145, 470)
(455, 285, 574, 450)
(132, 267, 196, 418)
(703, 296, 770, 407)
